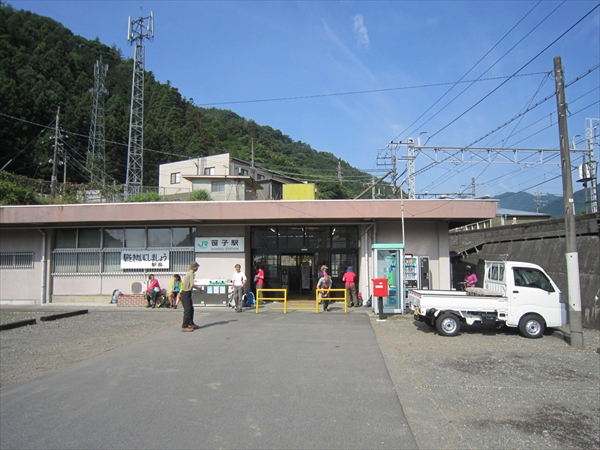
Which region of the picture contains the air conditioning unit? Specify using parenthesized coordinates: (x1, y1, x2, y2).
(130, 282, 144, 294)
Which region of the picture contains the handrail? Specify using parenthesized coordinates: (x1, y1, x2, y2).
(256, 288, 288, 314)
(315, 288, 347, 313)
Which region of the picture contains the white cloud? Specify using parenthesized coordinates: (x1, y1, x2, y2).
(352, 13, 370, 49)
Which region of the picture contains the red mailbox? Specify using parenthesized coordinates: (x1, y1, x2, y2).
(373, 278, 388, 297)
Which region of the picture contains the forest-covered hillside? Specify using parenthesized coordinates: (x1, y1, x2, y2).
(0, 4, 375, 200)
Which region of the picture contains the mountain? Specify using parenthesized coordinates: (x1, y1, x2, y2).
(0, 4, 372, 199)
(492, 189, 589, 217)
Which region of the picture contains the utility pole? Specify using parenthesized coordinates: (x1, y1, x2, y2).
(554, 56, 583, 349)
(51, 107, 60, 198)
(585, 118, 599, 213)
(534, 190, 547, 213)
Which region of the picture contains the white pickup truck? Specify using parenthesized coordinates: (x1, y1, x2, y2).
(408, 261, 567, 338)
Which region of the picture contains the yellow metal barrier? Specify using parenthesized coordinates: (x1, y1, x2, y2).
(315, 289, 347, 313)
(256, 288, 288, 314)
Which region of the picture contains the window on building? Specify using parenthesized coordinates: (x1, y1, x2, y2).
(0, 252, 34, 268)
(306, 227, 330, 249)
(173, 227, 195, 247)
(211, 181, 225, 193)
(124, 228, 145, 248)
(257, 174, 265, 180)
(204, 167, 215, 175)
(103, 229, 124, 248)
(278, 227, 305, 249)
(78, 229, 101, 248)
(148, 228, 172, 248)
(252, 227, 278, 249)
(53, 227, 196, 275)
(239, 168, 249, 176)
(56, 229, 77, 248)
(170, 172, 181, 184)
(332, 227, 358, 248)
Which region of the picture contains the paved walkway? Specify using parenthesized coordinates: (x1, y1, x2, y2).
(0, 305, 416, 450)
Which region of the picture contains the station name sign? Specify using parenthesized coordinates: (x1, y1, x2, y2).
(195, 237, 244, 253)
(121, 251, 169, 269)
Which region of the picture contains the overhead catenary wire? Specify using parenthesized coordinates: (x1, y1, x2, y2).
(426, 3, 600, 142)
(393, 0, 548, 143)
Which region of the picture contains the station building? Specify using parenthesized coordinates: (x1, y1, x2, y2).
(0, 199, 497, 312)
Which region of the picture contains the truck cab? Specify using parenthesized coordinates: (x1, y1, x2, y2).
(484, 261, 567, 329)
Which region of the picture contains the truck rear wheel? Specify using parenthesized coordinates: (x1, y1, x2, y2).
(519, 314, 545, 338)
(436, 313, 461, 337)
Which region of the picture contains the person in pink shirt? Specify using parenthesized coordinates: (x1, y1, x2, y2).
(144, 274, 161, 308)
(254, 265, 264, 293)
(342, 266, 357, 307)
(464, 266, 478, 288)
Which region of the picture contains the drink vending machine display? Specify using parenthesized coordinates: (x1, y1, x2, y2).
(404, 255, 430, 298)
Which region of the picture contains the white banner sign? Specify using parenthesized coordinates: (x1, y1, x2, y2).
(195, 237, 244, 253)
(120, 251, 170, 269)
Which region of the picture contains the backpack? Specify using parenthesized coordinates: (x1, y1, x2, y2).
(242, 292, 256, 307)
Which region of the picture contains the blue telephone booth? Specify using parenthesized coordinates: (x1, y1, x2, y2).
(371, 243, 405, 314)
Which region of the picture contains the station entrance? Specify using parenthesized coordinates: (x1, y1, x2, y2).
(251, 226, 358, 299)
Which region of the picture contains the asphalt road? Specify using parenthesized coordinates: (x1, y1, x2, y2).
(0, 305, 416, 450)
(0, 303, 598, 449)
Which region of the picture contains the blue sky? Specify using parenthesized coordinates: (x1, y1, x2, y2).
(9, 0, 600, 198)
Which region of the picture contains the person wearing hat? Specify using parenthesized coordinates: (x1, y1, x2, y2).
(342, 266, 357, 307)
(319, 264, 328, 279)
(464, 265, 478, 288)
(317, 273, 333, 312)
(180, 261, 202, 332)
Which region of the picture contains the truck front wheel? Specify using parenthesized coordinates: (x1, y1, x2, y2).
(519, 314, 545, 339)
(436, 313, 461, 337)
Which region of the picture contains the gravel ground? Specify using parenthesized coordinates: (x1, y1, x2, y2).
(0, 308, 181, 387)
(372, 314, 600, 450)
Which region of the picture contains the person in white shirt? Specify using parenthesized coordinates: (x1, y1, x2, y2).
(231, 264, 247, 312)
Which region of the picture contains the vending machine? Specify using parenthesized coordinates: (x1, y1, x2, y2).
(404, 255, 430, 298)
(371, 243, 405, 314)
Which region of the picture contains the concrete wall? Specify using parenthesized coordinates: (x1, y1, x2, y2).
(0, 229, 45, 304)
(196, 225, 247, 283)
(369, 220, 451, 290)
(450, 213, 599, 329)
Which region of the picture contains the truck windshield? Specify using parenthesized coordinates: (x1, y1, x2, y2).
(513, 267, 554, 292)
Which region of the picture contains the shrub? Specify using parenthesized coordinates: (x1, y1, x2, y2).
(126, 191, 163, 202)
(188, 189, 212, 201)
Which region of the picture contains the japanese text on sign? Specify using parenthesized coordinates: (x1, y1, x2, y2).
(120, 251, 170, 269)
(195, 237, 244, 253)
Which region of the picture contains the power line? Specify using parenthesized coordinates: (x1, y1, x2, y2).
(469, 64, 600, 148)
(196, 72, 549, 106)
(394, 0, 548, 143)
(427, 3, 599, 141)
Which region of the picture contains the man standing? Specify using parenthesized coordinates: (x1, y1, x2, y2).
(232, 264, 247, 312)
(180, 262, 201, 332)
(317, 273, 333, 312)
(343, 266, 357, 307)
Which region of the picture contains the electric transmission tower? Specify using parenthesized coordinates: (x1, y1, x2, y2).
(87, 57, 109, 183)
(125, 10, 154, 198)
